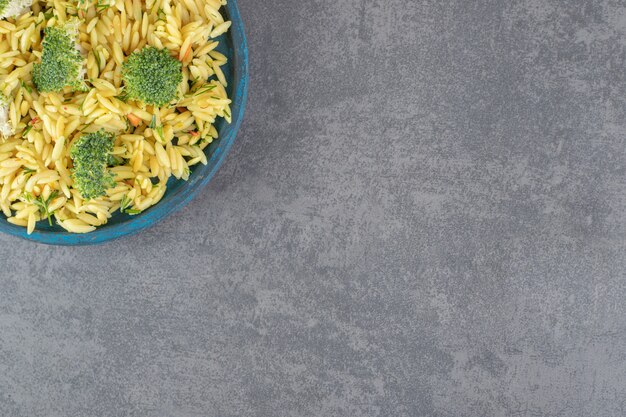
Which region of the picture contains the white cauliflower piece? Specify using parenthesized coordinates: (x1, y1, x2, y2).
(0, 0, 33, 19)
(0, 94, 12, 137)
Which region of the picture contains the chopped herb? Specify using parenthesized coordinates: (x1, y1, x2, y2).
(23, 190, 59, 226)
(120, 194, 141, 215)
(120, 194, 131, 212)
(21, 80, 32, 93)
(194, 84, 216, 96)
(96, 0, 110, 12)
(149, 114, 157, 129)
(21, 124, 32, 138)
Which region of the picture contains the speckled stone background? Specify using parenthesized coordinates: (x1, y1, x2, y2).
(1, 0, 626, 416)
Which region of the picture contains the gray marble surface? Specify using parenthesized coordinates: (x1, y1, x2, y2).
(2, 0, 626, 416)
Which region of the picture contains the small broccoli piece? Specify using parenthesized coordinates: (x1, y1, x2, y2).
(0, 0, 32, 19)
(70, 130, 116, 200)
(0, 93, 12, 137)
(33, 23, 86, 93)
(122, 46, 182, 106)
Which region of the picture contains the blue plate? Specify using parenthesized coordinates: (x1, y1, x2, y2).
(0, 0, 249, 245)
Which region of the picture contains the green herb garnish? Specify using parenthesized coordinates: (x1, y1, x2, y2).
(24, 190, 59, 226)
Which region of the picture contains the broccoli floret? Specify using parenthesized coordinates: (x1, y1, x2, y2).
(0, 0, 32, 19)
(0, 93, 12, 137)
(122, 46, 182, 106)
(33, 23, 86, 93)
(70, 130, 116, 200)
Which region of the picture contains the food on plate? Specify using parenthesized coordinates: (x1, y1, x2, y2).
(0, 0, 232, 234)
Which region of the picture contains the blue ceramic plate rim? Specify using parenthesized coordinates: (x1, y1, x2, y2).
(0, 0, 249, 246)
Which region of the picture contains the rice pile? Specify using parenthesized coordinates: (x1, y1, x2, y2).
(0, 0, 231, 234)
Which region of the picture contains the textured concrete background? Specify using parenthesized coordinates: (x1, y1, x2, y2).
(1, 0, 626, 416)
